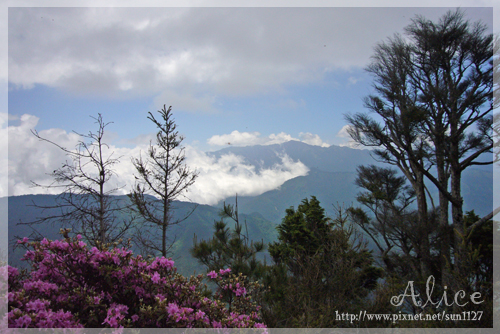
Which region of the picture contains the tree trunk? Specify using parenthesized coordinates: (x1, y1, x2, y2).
(434, 137, 451, 287)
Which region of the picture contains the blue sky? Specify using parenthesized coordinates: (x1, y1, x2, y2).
(8, 68, 373, 149)
(3, 3, 497, 204)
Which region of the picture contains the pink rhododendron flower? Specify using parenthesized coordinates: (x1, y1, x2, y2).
(235, 287, 247, 297)
(157, 257, 175, 269)
(167, 303, 180, 316)
(7, 235, 265, 329)
(207, 270, 218, 279)
(17, 237, 29, 244)
(219, 268, 231, 275)
(25, 299, 50, 312)
(195, 310, 206, 320)
(14, 314, 32, 328)
(151, 271, 161, 284)
(8, 265, 19, 277)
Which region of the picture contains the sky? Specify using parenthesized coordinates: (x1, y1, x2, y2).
(1, 1, 498, 206)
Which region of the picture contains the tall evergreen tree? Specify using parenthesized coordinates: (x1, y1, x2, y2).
(265, 197, 382, 327)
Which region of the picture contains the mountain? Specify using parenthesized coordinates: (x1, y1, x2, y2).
(221, 168, 359, 225)
(5, 194, 277, 276)
(4, 141, 494, 276)
(210, 141, 494, 220)
(209, 140, 384, 172)
(208, 141, 383, 222)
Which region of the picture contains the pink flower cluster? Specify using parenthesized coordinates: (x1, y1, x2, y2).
(206, 267, 266, 325)
(6, 236, 266, 329)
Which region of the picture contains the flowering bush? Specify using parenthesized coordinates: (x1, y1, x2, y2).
(1, 264, 10, 331)
(7, 235, 266, 328)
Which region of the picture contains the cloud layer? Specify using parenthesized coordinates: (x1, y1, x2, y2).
(6, 114, 309, 205)
(10, 7, 489, 112)
(184, 149, 309, 205)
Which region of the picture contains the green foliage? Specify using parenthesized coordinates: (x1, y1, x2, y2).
(350, 166, 494, 327)
(348, 164, 438, 281)
(264, 197, 383, 327)
(190, 198, 267, 281)
(463, 211, 493, 276)
(269, 196, 330, 265)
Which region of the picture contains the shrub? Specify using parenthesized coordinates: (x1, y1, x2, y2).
(7, 235, 265, 329)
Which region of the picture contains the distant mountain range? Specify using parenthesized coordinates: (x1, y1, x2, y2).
(208, 140, 384, 173)
(4, 140, 494, 276)
(209, 140, 494, 222)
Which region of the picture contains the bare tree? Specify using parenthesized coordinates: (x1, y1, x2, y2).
(129, 105, 198, 257)
(23, 114, 134, 249)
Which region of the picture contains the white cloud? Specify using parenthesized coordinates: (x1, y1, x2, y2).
(266, 132, 296, 145)
(5, 114, 309, 205)
(7, 114, 82, 196)
(153, 90, 218, 114)
(0, 113, 8, 197)
(208, 130, 263, 146)
(183, 148, 309, 205)
(6, 113, 147, 197)
(347, 76, 360, 86)
(207, 130, 330, 148)
(336, 124, 361, 149)
(299, 132, 329, 147)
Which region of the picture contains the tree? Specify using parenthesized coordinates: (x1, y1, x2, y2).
(268, 197, 331, 269)
(129, 105, 198, 257)
(25, 114, 133, 249)
(265, 197, 382, 327)
(349, 165, 419, 276)
(190, 197, 267, 314)
(461, 211, 493, 285)
(345, 34, 435, 278)
(190, 197, 266, 281)
(345, 9, 494, 288)
(348, 165, 444, 287)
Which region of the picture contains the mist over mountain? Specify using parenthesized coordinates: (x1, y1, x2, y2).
(210, 141, 493, 221)
(4, 141, 493, 276)
(208, 140, 382, 173)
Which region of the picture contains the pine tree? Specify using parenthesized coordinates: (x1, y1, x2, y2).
(265, 197, 382, 327)
(191, 197, 266, 281)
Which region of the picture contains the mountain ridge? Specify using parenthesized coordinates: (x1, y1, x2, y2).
(209, 141, 493, 220)
(4, 140, 494, 276)
(5, 194, 277, 276)
(208, 140, 384, 173)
